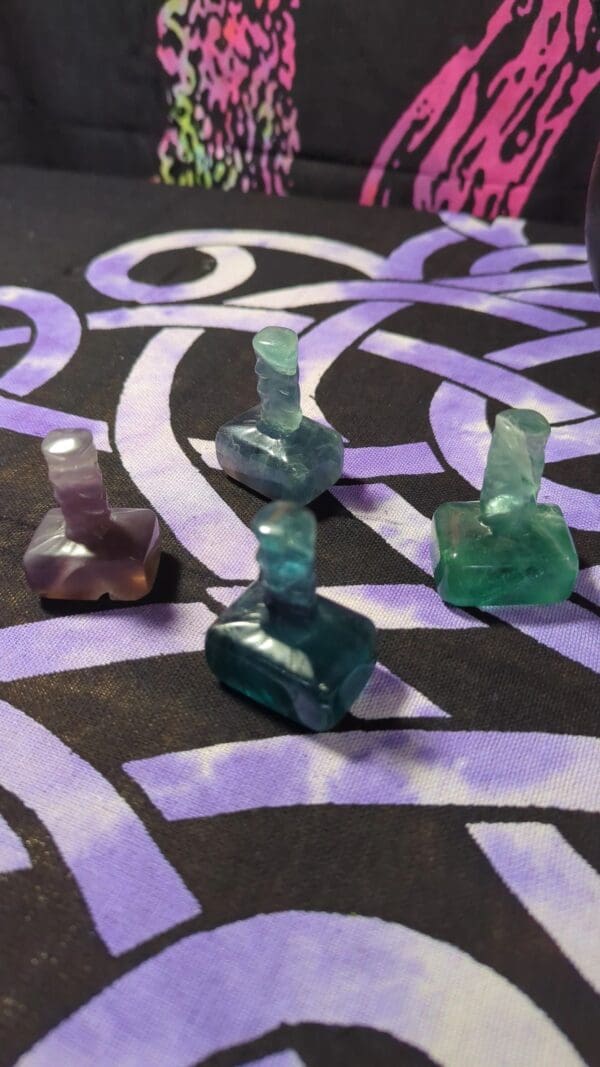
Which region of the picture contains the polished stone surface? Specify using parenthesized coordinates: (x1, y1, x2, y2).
(432, 409, 579, 607)
(215, 326, 344, 504)
(206, 501, 376, 731)
(23, 429, 160, 600)
(480, 409, 549, 524)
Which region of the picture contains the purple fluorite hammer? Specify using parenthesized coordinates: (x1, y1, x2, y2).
(23, 429, 160, 601)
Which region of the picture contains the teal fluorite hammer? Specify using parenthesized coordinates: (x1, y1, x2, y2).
(215, 326, 344, 504)
(205, 501, 377, 731)
(432, 409, 579, 607)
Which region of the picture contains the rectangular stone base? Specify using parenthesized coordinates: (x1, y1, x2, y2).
(432, 501, 579, 607)
(205, 582, 376, 731)
(23, 508, 161, 601)
(215, 406, 343, 504)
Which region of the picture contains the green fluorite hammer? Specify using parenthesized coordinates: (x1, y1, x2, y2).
(205, 501, 376, 731)
(215, 326, 344, 504)
(432, 409, 578, 607)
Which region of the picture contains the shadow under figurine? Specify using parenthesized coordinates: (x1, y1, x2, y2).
(206, 501, 377, 731)
(23, 429, 160, 601)
(432, 408, 578, 607)
(215, 325, 344, 504)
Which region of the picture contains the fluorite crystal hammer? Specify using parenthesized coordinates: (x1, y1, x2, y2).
(205, 501, 377, 731)
(432, 409, 578, 607)
(215, 326, 344, 504)
(23, 429, 160, 601)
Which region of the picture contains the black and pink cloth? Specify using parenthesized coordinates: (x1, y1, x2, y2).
(0, 3, 598, 1065)
(0, 1, 598, 224)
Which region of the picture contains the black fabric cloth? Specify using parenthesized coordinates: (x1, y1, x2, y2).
(0, 1, 163, 177)
(0, 165, 597, 1065)
(0, 3, 598, 224)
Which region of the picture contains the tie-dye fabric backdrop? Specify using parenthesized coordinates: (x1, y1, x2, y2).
(0, 165, 598, 1064)
(156, 0, 600, 222)
(0, 2, 598, 224)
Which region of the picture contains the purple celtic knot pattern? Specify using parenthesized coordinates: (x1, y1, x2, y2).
(0, 210, 598, 1065)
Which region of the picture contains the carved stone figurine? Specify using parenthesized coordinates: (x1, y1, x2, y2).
(215, 326, 344, 503)
(206, 500, 377, 731)
(432, 408, 579, 606)
(23, 429, 160, 601)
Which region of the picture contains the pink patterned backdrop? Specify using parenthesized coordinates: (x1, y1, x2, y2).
(157, 0, 300, 195)
(156, 0, 600, 220)
(361, 0, 600, 218)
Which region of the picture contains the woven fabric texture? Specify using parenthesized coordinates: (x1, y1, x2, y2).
(0, 167, 598, 1066)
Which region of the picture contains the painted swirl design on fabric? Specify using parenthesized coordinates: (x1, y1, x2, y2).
(361, 0, 600, 218)
(0, 212, 599, 1062)
(156, 0, 301, 194)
